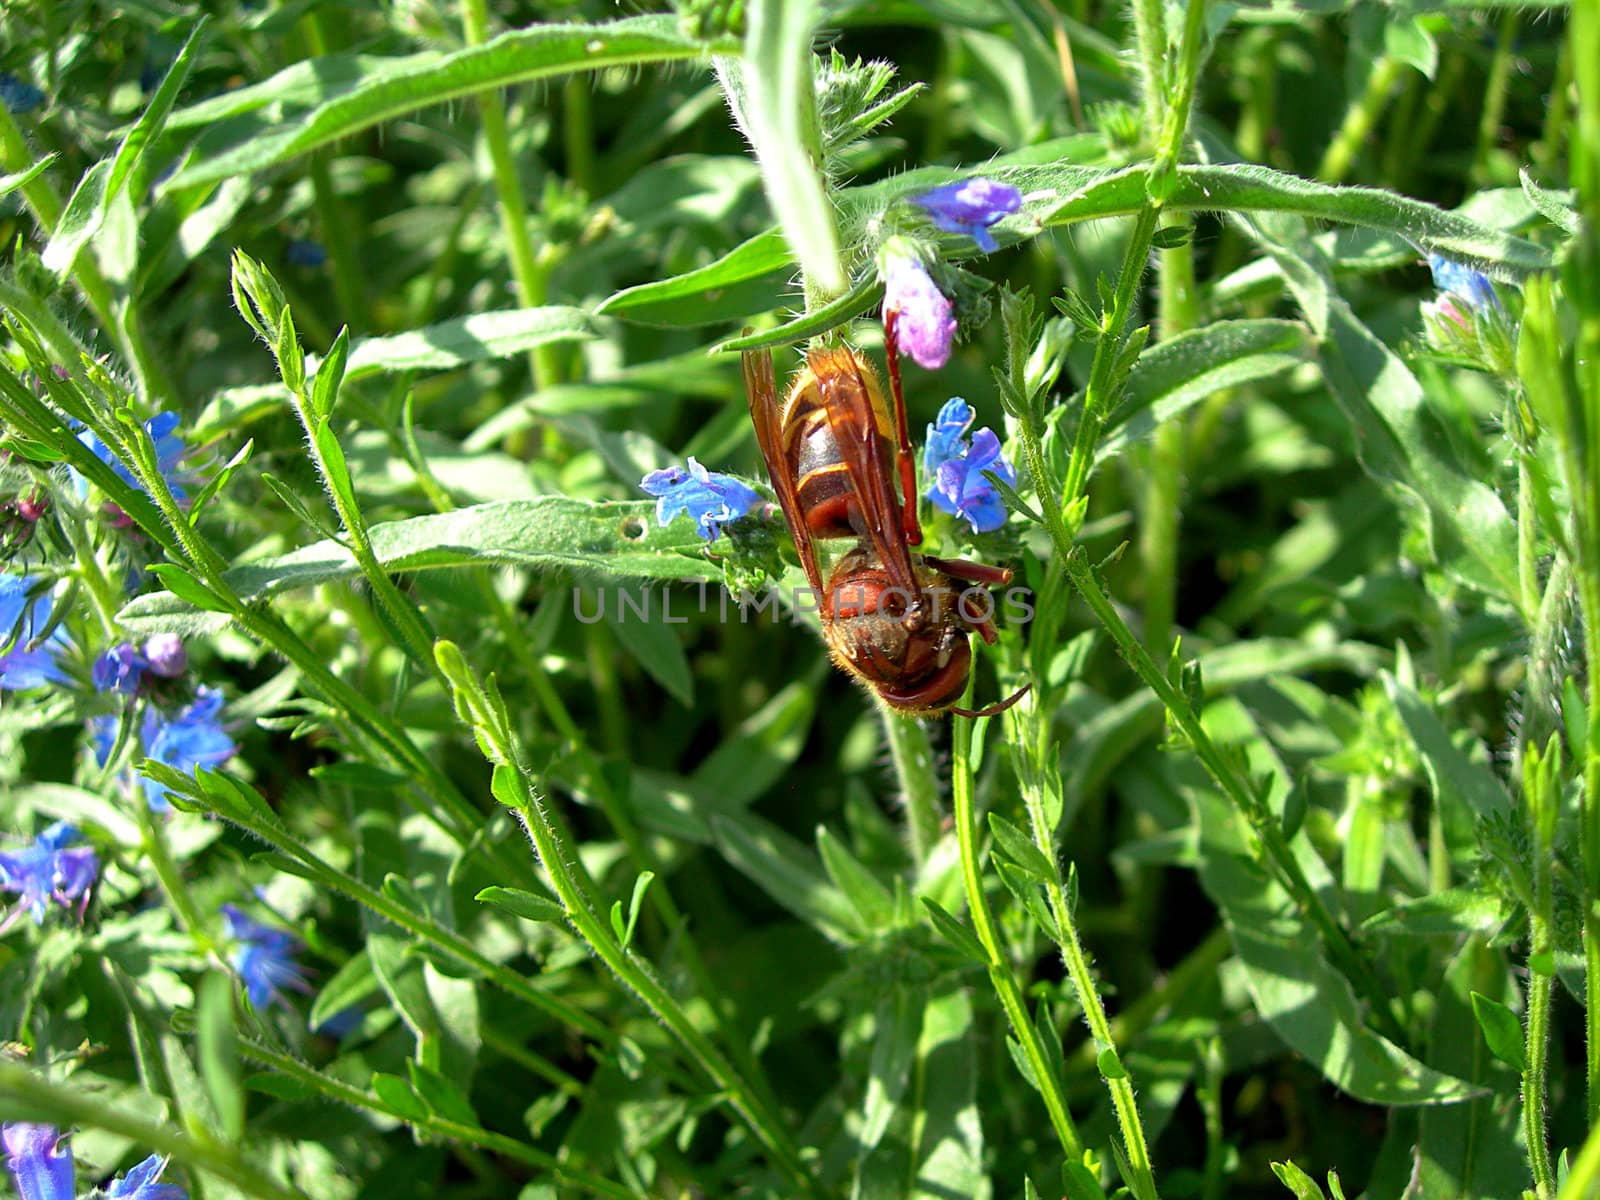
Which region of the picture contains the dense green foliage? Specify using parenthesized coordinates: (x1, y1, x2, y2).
(1, 1, 1598, 1199)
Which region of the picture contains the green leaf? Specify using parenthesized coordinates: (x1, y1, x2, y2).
(40, 159, 113, 276)
(1272, 1161, 1329, 1200)
(1049, 164, 1551, 276)
(1363, 887, 1510, 938)
(986, 813, 1058, 884)
(196, 972, 244, 1142)
(1096, 1045, 1128, 1081)
(1189, 761, 1482, 1104)
(0, 153, 56, 199)
(853, 989, 987, 1200)
(310, 328, 349, 423)
(144, 564, 230, 613)
(1246, 214, 1521, 601)
(370, 1072, 431, 1122)
(690, 678, 819, 809)
(710, 812, 861, 939)
(1062, 1160, 1110, 1200)
(42, 17, 208, 274)
(327, 307, 595, 381)
(1383, 16, 1438, 78)
(475, 886, 567, 925)
(311, 419, 357, 525)
(619, 870, 655, 949)
(1096, 320, 1315, 464)
(172, 16, 734, 188)
(1469, 991, 1526, 1072)
(709, 276, 880, 352)
(309, 949, 380, 1033)
(117, 498, 721, 636)
(406, 1060, 480, 1128)
(1384, 677, 1515, 822)
(1519, 168, 1579, 236)
(816, 826, 896, 929)
(858, 987, 924, 1157)
(260, 470, 342, 542)
(593, 582, 695, 707)
(921, 898, 989, 965)
(597, 233, 792, 327)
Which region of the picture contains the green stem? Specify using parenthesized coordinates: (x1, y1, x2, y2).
(237, 1038, 632, 1200)
(199, 784, 612, 1042)
(563, 76, 595, 196)
(1472, 10, 1520, 187)
(1568, 0, 1600, 1124)
(437, 645, 816, 1195)
(136, 802, 208, 941)
(1524, 946, 1556, 1198)
(461, 0, 561, 392)
(1316, 56, 1404, 183)
(1517, 414, 1540, 623)
(7, 366, 540, 887)
(1130, 0, 1168, 130)
(884, 712, 942, 867)
(1142, 218, 1200, 654)
(0, 1061, 304, 1200)
(1016, 366, 1405, 1042)
(1066, 927, 1230, 1074)
(1015, 744, 1159, 1199)
(951, 693, 1086, 1162)
(1058, 203, 1160, 526)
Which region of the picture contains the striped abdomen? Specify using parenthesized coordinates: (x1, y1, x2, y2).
(781, 347, 897, 540)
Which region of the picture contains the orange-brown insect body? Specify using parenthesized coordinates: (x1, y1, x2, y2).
(744, 337, 1017, 716)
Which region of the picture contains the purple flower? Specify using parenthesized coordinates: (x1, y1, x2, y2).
(2, 1124, 72, 1200)
(94, 644, 149, 695)
(0, 823, 98, 933)
(913, 178, 1023, 254)
(0, 575, 69, 691)
(923, 398, 1016, 534)
(222, 904, 309, 1009)
(884, 255, 957, 370)
(77, 412, 194, 503)
(107, 1154, 187, 1200)
(144, 633, 188, 678)
(639, 458, 761, 542)
(1426, 254, 1500, 312)
(139, 687, 236, 812)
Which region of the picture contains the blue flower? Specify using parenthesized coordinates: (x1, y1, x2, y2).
(2, 1124, 72, 1200)
(94, 644, 149, 695)
(107, 1154, 187, 1200)
(883, 254, 957, 370)
(222, 904, 309, 1009)
(1426, 253, 1500, 312)
(78, 412, 194, 503)
(0, 575, 69, 691)
(287, 239, 328, 269)
(139, 687, 237, 812)
(0, 75, 45, 115)
(913, 178, 1023, 254)
(639, 458, 761, 542)
(923, 398, 1016, 534)
(0, 823, 98, 933)
(90, 715, 120, 769)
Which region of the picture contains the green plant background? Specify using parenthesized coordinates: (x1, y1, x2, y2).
(1, 1, 1597, 1198)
